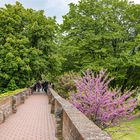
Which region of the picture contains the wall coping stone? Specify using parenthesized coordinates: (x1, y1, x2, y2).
(49, 88, 112, 140)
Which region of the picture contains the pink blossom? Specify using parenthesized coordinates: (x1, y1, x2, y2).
(70, 70, 137, 128)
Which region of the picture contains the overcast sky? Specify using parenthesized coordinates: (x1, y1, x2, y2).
(0, 0, 139, 23)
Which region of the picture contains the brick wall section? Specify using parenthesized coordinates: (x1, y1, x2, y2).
(0, 89, 30, 124)
(48, 88, 112, 140)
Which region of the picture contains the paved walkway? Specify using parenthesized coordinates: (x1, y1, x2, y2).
(0, 94, 57, 140)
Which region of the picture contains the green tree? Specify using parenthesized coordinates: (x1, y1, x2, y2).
(60, 0, 140, 89)
(0, 2, 61, 92)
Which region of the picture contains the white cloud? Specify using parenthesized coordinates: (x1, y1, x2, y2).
(133, 0, 140, 4)
(129, 0, 140, 4)
(45, 0, 79, 23)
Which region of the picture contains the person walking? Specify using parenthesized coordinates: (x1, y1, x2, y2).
(43, 81, 49, 93)
(36, 81, 42, 92)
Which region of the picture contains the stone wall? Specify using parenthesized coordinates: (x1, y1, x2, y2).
(0, 89, 30, 124)
(0, 97, 12, 123)
(48, 88, 112, 140)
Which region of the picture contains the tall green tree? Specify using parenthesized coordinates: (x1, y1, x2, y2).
(0, 2, 61, 92)
(60, 0, 140, 89)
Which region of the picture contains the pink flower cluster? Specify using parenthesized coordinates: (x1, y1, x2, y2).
(70, 70, 137, 128)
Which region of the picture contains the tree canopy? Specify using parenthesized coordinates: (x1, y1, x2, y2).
(60, 0, 140, 90)
(0, 2, 61, 92)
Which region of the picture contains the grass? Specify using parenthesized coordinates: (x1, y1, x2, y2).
(0, 88, 26, 99)
(106, 117, 140, 140)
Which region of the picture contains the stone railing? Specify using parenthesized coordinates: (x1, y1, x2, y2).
(0, 89, 30, 124)
(48, 88, 112, 140)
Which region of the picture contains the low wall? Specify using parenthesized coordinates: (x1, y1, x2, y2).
(48, 88, 112, 140)
(0, 96, 12, 122)
(0, 89, 30, 124)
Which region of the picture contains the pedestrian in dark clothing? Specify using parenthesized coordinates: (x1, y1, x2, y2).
(43, 81, 49, 93)
(35, 81, 42, 92)
(41, 82, 45, 91)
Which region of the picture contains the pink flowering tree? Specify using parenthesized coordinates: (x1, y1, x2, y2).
(70, 70, 137, 129)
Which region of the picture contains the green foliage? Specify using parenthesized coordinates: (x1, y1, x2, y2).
(0, 2, 61, 92)
(7, 79, 18, 90)
(55, 72, 80, 98)
(60, 0, 140, 90)
(0, 88, 26, 99)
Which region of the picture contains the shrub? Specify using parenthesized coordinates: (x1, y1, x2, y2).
(55, 72, 80, 98)
(7, 79, 18, 90)
(70, 70, 138, 129)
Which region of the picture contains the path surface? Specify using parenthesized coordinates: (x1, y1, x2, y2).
(0, 94, 56, 140)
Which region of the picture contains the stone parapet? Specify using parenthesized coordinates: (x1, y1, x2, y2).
(0, 89, 30, 124)
(48, 88, 112, 140)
